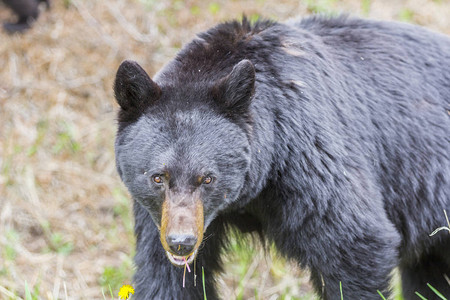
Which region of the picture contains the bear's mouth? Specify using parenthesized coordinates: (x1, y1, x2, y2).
(166, 249, 197, 267)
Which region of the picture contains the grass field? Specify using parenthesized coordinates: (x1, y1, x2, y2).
(0, 0, 449, 299)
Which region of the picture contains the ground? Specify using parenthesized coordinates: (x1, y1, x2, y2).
(0, 0, 449, 299)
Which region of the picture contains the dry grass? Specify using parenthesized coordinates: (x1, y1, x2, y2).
(0, 0, 449, 299)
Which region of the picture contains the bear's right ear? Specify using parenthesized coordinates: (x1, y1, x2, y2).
(114, 60, 161, 121)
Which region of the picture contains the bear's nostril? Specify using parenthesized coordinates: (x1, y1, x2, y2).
(166, 234, 197, 256)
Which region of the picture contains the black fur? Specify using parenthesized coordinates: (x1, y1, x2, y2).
(2, 0, 49, 33)
(114, 60, 162, 126)
(211, 59, 255, 124)
(114, 16, 450, 299)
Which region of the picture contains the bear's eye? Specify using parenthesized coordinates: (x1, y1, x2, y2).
(203, 176, 213, 185)
(152, 174, 164, 185)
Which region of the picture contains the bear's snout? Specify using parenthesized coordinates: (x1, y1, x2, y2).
(166, 234, 198, 256)
(160, 191, 204, 265)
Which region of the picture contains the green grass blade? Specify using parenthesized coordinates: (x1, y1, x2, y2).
(109, 285, 114, 299)
(24, 282, 32, 300)
(415, 291, 428, 300)
(202, 267, 207, 300)
(340, 281, 343, 300)
(377, 290, 387, 300)
(427, 283, 448, 300)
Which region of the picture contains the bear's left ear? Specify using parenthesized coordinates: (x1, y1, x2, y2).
(114, 60, 161, 122)
(212, 59, 255, 115)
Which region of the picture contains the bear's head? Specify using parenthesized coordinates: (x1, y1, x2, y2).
(114, 59, 255, 266)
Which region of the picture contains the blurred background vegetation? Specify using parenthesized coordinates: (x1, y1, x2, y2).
(0, 0, 449, 299)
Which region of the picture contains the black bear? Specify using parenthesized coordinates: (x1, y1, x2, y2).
(2, 0, 50, 33)
(114, 16, 450, 299)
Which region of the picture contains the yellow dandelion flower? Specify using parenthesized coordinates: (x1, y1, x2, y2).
(118, 284, 135, 299)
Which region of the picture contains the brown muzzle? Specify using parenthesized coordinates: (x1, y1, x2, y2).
(160, 190, 204, 266)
